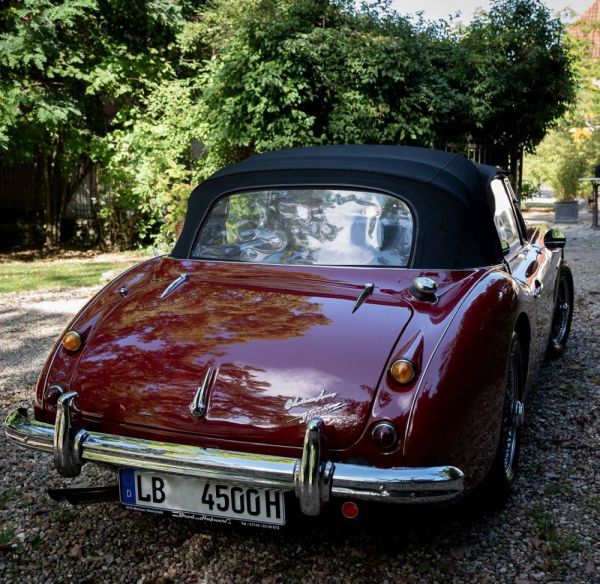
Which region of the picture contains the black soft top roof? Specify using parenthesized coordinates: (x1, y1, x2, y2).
(172, 145, 506, 269)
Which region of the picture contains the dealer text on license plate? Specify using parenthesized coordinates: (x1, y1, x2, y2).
(119, 469, 285, 526)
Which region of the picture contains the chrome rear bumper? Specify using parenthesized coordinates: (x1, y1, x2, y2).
(5, 393, 464, 516)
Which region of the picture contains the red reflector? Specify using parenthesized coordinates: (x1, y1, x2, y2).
(341, 501, 359, 520)
(371, 421, 398, 451)
(44, 384, 65, 406)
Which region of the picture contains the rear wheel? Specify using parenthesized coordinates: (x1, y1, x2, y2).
(546, 265, 574, 360)
(477, 333, 524, 507)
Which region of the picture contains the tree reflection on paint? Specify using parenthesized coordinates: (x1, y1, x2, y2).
(74, 270, 332, 430)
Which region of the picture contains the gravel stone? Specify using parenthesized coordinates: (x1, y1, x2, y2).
(0, 213, 599, 583)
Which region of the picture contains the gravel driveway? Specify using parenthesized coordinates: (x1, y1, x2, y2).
(1, 220, 598, 584)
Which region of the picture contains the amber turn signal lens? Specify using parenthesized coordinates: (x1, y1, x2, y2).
(62, 331, 82, 352)
(389, 359, 416, 385)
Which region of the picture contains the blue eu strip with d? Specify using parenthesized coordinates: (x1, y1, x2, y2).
(119, 469, 136, 504)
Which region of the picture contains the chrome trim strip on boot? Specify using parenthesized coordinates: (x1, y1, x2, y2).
(5, 400, 464, 514)
(159, 273, 189, 299)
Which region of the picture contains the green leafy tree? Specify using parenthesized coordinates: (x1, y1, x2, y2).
(1, 0, 575, 247)
(100, 78, 208, 247)
(197, 0, 468, 165)
(105, 0, 472, 244)
(0, 0, 193, 246)
(106, 0, 575, 245)
(525, 24, 600, 200)
(459, 0, 575, 171)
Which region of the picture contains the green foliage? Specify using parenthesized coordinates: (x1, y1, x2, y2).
(0, 0, 193, 245)
(199, 0, 450, 159)
(0, 527, 14, 545)
(0, 0, 576, 246)
(520, 180, 541, 201)
(525, 25, 600, 200)
(100, 78, 209, 247)
(105, 0, 575, 244)
(0, 488, 16, 505)
(528, 505, 582, 563)
(461, 0, 575, 153)
(527, 129, 590, 199)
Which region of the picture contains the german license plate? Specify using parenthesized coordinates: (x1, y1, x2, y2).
(118, 469, 285, 527)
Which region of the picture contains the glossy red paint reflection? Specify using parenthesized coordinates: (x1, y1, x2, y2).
(47, 258, 419, 450)
(35, 222, 559, 484)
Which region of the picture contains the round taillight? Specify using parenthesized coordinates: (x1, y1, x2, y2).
(341, 501, 359, 520)
(371, 422, 399, 451)
(389, 359, 416, 385)
(62, 330, 82, 352)
(45, 384, 65, 406)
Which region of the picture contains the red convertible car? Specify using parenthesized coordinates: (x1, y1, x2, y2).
(6, 146, 573, 526)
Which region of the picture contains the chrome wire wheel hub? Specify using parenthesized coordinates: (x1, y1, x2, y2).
(502, 353, 522, 482)
(551, 281, 571, 345)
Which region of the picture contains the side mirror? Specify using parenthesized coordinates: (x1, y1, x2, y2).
(544, 229, 566, 250)
(501, 240, 510, 255)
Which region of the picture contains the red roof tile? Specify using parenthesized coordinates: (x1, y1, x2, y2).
(571, 1, 600, 59)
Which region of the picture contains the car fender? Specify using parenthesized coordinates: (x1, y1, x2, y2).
(34, 256, 161, 422)
(402, 268, 521, 489)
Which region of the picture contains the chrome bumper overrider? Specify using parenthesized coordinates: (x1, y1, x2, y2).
(5, 393, 464, 516)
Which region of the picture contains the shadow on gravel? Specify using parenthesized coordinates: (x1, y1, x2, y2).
(119, 493, 499, 549)
(0, 306, 72, 376)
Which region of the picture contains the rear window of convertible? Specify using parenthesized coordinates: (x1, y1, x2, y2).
(191, 188, 414, 266)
